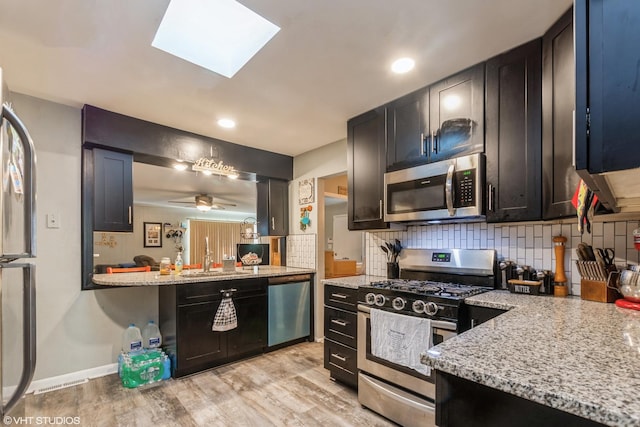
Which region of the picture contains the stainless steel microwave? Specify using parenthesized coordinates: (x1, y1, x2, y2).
(383, 153, 485, 222)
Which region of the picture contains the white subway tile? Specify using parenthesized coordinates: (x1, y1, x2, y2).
(534, 224, 543, 237)
(551, 224, 562, 238)
(543, 226, 552, 248)
(592, 222, 603, 237)
(615, 221, 626, 236)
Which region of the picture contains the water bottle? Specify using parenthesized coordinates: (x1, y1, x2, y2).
(122, 324, 143, 353)
(142, 321, 162, 349)
(174, 252, 183, 275)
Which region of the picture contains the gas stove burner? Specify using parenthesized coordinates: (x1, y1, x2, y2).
(367, 279, 491, 299)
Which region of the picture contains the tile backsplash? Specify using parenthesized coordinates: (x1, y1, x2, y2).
(366, 220, 640, 295)
(287, 234, 317, 269)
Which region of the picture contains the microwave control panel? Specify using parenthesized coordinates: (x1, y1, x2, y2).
(454, 169, 476, 207)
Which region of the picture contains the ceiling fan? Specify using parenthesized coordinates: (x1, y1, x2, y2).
(168, 194, 237, 211)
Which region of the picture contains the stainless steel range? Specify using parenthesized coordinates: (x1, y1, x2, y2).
(357, 248, 497, 427)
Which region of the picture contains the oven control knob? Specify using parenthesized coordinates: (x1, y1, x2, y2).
(425, 302, 439, 315)
(374, 294, 386, 306)
(392, 297, 405, 311)
(365, 293, 376, 305)
(412, 300, 425, 314)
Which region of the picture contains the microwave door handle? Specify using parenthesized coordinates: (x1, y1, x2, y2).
(2, 105, 37, 258)
(1, 263, 37, 416)
(445, 164, 455, 216)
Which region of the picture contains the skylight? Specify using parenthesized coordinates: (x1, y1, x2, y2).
(152, 0, 280, 78)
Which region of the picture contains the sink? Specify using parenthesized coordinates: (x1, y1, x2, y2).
(180, 270, 251, 278)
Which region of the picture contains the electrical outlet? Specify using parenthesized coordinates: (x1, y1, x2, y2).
(47, 213, 61, 229)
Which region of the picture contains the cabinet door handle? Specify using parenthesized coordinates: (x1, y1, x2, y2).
(331, 353, 347, 362)
(271, 217, 275, 230)
(488, 184, 495, 212)
(420, 132, 425, 156)
(331, 319, 348, 327)
(379, 200, 383, 220)
(128, 206, 132, 225)
(331, 293, 348, 299)
(471, 319, 477, 328)
(432, 130, 438, 154)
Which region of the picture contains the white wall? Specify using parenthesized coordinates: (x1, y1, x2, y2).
(6, 93, 158, 382)
(290, 138, 348, 340)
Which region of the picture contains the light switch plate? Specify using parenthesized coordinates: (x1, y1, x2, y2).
(47, 213, 61, 229)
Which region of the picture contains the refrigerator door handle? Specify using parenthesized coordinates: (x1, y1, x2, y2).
(1, 105, 37, 259)
(1, 263, 36, 416)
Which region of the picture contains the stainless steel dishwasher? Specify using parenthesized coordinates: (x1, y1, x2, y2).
(267, 274, 311, 347)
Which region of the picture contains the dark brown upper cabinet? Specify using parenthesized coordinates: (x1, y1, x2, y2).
(257, 179, 289, 237)
(575, 0, 640, 174)
(542, 7, 581, 219)
(348, 108, 388, 230)
(429, 63, 485, 163)
(385, 87, 430, 171)
(485, 39, 542, 222)
(92, 148, 133, 232)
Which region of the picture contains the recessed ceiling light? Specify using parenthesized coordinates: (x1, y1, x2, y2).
(152, 0, 280, 78)
(218, 118, 236, 129)
(391, 57, 415, 74)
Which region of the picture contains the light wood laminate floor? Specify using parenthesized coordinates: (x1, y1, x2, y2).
(11, 342, 397, 426)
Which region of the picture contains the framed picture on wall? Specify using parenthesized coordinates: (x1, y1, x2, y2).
(143, 222, 162, 247)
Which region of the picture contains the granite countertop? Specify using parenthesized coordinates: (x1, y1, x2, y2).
(422, 290, 640, 426)
(321, 275, 387, 289)
(92, 266, 315, 286)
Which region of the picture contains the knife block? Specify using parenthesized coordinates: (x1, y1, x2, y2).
(581, 271, 621, 303)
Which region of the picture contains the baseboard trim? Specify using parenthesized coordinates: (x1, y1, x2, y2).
(3, 363, 117, 397)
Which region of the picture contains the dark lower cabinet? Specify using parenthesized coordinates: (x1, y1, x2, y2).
(159, 278, 267, 377)
(542, 7, 581, 219)
(467, 305, 506, 328)
(485, 39, 542, 223)
(323, 285, 358, 388)
(436, 371, 605, 427)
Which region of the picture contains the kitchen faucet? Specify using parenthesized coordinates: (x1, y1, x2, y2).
(203, 236, 212, 272)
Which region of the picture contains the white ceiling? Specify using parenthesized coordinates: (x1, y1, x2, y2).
(0, 0, 572, 158)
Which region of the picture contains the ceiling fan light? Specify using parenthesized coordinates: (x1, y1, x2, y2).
(196, 204, 211, 212)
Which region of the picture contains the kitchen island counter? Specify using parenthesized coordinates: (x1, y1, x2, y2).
(422, 290, 640, 426)
(93, 266, 315, 286)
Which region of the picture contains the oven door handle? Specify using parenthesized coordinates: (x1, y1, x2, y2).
(445, 163, 455, 216)
(357, 304, 458, 331)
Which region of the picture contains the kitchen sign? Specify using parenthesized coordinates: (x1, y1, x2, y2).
(192, 158, 238, 177)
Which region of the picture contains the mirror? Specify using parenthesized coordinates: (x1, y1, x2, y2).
(92, 161, 257, 273)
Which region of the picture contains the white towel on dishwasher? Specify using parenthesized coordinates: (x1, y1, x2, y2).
(370, 308, 432, 376)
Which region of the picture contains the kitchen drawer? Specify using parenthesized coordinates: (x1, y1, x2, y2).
(324, 284, 357, 312)
(324, 306, 357, 348)
(324, 338, 357, 388)
(177, 278, 265, 305)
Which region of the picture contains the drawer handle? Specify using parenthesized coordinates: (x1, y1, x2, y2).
(331, 353, 347, 362)
(331, 293, 348, 299)
(331, 319, 348, 327)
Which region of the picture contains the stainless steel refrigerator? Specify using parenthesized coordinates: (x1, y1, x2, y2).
(0, 67, 37, 417)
